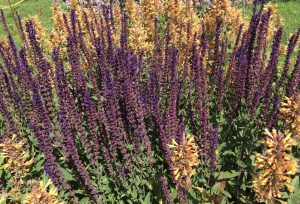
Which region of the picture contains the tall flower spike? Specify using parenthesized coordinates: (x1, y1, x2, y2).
(251, 27, 283, 114)
(253, 128, 298, 203)
(280, 93, 300, 140)
(160, 176, 174, 204)
(286, 50, 300, 97)
(209, 126, 218, 172)
(169, 131, 199, 189)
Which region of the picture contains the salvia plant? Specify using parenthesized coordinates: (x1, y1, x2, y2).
(0, 0, 300, 203)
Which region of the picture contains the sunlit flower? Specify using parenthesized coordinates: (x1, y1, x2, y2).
(201, 0, 246, 38)
(253, 129, 298, 203)
(169, 132, 200, 189)
(141, 0, 163, 39)
(125, 0, 154, 53)
(24, 179, 63, 204)
(263, 2, 284, 43)
(0, 135, 34, 197)
(280, 93, 300, 139)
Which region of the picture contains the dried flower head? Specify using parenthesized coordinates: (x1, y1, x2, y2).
(0, 135, 34, 197)
(280, 93, 300, 139)
(169, 132, 199, 189)
(24, 179, 63, 204)
(253, 128, 298, 203)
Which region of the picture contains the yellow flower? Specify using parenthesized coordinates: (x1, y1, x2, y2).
(280, 93, 300, 140)
(253, 129, 298, 203)
(125, 0, 154, 53)
(0, 135, 34, 199)
(24, 179, 63, 204)
(169, 132, 199, 189)
(141, 0, 163, 39)
(201, 0, 246, 39)
(263, 2, 284, 43)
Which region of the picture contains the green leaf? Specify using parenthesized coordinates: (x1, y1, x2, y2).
(32, 159, 44, 172)
(75, 189, 85, 195)
(131, 186, 137, 199)
(222, 150, 235, 156)
(141, 192, 151, 204)
(291, 176, 300, 191)
(0, 194, 7, 204)
(79, 197, 90, 204)
(239, 196, 248, 203)
(0, 155, 4, 166)
(289, 189, 300, 204)
(211, 183, 220, 194)
(61, 168, 76, 181)
(220, 197, 227, 204)
(171, 188, 177, 199)
(241, 183, 246, 191)
(87, 83, 94, 89)
(188, 189, 197, 199)
(221, 190, 232, 198)
(237, 160, 246, 168)
(218, 171, 240, 180)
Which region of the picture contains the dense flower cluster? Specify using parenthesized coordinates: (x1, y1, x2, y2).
(0, 0, 299, 203)
(25, 0, 249, 58)
(0, 135, 33, 198)
(169, 132, 199, 189)
(201, 0, 246, 37)
(280, 93, 300, 139)
(253, 129, 298, 203)
(24, 180, 63, 204)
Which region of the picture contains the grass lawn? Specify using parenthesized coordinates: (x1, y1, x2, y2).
(0, 0, 53, 43)
(239, 0, 300, 43)
(0, 0, 299, 44)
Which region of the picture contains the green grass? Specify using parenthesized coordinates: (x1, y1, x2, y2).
(0, 0, 53, 43)
(0, 0, 299, 45)
(239, 0, 300, 43)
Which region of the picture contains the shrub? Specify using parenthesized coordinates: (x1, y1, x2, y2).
(0, 0, 299, 203)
